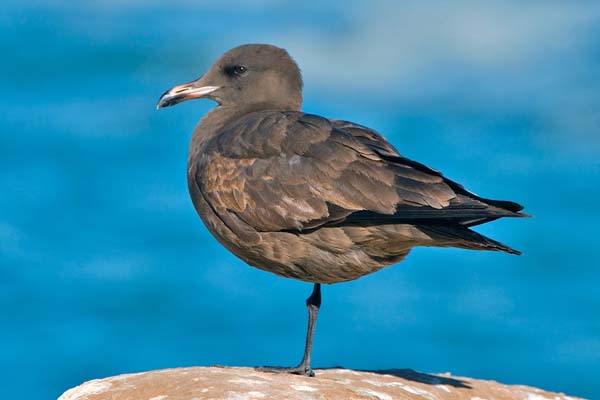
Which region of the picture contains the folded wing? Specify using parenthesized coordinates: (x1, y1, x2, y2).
(195, 111, 527, 236)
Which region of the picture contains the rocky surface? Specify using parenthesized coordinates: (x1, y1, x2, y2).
(58, 366, 584, 400)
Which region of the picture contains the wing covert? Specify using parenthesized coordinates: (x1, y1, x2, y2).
(195, 111, 524, 234)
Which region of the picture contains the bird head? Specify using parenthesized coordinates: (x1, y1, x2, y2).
(157, 44, 303, 111)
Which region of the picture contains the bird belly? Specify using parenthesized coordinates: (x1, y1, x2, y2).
(243, 226, 414, 283)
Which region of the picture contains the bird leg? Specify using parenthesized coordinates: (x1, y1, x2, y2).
(257, 283, 322, 377)
(296, 283, 321, 375)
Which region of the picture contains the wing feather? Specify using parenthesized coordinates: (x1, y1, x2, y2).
(195, 111, 527, 234)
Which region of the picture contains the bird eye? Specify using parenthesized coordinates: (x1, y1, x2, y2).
(224, 65, 248, 77)
(232, 65, 247, 75)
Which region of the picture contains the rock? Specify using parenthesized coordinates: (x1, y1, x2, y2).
(58, 366, 583, 400)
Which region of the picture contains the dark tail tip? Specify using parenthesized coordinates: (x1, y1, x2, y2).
(486, 237, 522, 255)
(502, 247, 522, 256)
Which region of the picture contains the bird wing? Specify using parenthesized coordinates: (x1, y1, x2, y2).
(194, 111, 526, 234)
(331, 119, 526, 227)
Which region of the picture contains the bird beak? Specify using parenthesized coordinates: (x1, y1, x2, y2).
(156, 77, 220, 109)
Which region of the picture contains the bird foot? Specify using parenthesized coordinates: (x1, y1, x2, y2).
(256, 365, 315, 377)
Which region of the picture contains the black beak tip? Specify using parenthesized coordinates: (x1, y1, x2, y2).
(156, 90, 173, 110)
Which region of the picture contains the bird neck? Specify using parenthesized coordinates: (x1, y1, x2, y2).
(198, 102, 297, 137)
(188, 103, 298, 160)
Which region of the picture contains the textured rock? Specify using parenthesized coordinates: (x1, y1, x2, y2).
(58, 366, 583, 400)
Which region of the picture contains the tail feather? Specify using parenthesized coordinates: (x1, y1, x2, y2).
(418, 224, 522, 255)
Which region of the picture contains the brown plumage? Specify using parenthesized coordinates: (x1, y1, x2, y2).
(157, 44, 528, 376)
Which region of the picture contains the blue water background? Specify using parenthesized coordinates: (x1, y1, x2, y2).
(1, 2, 599, 399)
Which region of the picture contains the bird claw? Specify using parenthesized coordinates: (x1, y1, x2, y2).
(256, 365, 315, 377)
